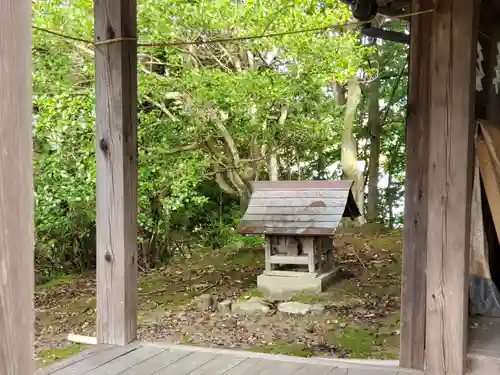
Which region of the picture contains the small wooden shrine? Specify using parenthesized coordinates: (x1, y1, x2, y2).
(237, 180, 360, 295)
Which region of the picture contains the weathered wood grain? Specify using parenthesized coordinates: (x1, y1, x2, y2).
(251, 180, 353, 191)
(269, 255, 309, 265)
(243, 221, 335, 229)
(36, 346, 112, 375)
(246, 206, 344, 215)
(424, 0, 479, 374)
(345, 369, 399, 375)
(254, 360, 303, 375)
(51, 344, 140, 375)
(239, 180, 359, 236)
(243, 214, 343, 223)
(94, 0, 138, 345)
(0, 1, 34, 374)
(154, 351, 219, 374)
(248, 198, 348, 208)
(183, 353, 246, 374)
(468, 316, 500, 375)
(41, 343, 426, 375)
(291, 364, 338, 375)
(118, 348, 192, 375)
(400, 0, 432, 369)
(84, 345, 164, 375)
(475, 138, 500, 238)
(467, 316, 500, 375)
(224, 358, 273, 375)
(240, 227, 335, 236)
(478, 120, 500, 181)
(264, 236, 272, 271)
(251, 190, 349, 199)
(329, 368, 348, 375)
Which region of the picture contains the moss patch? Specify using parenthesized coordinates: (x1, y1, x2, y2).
(38, 274, 79, 290)
(248, 340, 316, 357)
(37, 343, 86, 368)
(236, 287, 264, 301)
(326, 312, 401, 359)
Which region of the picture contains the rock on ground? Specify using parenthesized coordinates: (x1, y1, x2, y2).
(197, 294, 216, 311)
(217, 300, 232, 314)
(310, 304, 326, 313)
(232, 298, 270, 314)
(278, 301, 312, 315)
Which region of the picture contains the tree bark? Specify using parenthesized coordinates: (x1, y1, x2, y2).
(340, 78, 365, 224)
(387, 170, 394, 228)
(269, 105, 288, 181)
(269, 155, 279, 181)
(367, 77, 381, 222)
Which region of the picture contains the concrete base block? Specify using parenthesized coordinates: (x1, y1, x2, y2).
(257, 269, 337, 298)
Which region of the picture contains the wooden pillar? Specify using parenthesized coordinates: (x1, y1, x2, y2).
(94, 0, 138, 345)
(0, 0, 34, 374)
(400, 0, 432, 369)
(424, 0, 479, 374)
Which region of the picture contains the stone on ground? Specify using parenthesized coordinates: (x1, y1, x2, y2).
(217, 300, 232, 314)
(278, 301, 311, 315)
(310, 304, 326, 313)
(232, 298, 270, 314)
(197, 293, 216, 311)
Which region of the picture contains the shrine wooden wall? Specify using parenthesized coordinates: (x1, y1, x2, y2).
(402, 0, 479, 375)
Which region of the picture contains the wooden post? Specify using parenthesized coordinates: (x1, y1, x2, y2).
(424, 0, 479, 374)
(94, 0, 138, 345)
(400, 0, 432, 369)
(0, 0, 34, 374)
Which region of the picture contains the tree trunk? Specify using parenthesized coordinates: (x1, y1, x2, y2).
(340, 78, 365, 224)
(269, 105, 287, 181)
(387, 170, 394, 228)
(239, 190, 251, 214)
(269, 155, 279, 181)
(367, 77, 381, 222)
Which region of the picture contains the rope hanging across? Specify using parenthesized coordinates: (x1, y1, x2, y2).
(33, 8, 434, 49)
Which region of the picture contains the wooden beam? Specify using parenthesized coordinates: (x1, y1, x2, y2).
(269, 255, 309, 265)
(400, 0, 433, 369)
(425, 0, 479, 374)
(94, 0, 138, 345)
(0, 0, 34, 374)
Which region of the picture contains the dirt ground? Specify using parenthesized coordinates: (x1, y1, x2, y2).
(35, 227, 403, 367)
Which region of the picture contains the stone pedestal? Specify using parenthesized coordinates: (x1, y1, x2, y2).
(257, 268, 338, 298)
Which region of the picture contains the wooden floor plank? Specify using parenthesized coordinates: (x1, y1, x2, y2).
(154, 351, 220, 375)
(84, 345, 164, 375)
(36, 346, 111, 375)
(225, 358, 303, 375)
(220, 358, 265, 375)
(50, 344, 140, 375)
(39, 343, 424, 375)
(327, 367, 348, 375)
(118, 348, 193, 375)
(345, 368, 399, 375)
(291, 364, 339, 375)
(185, 354, 247, 375)
(256, 360, 303, 375)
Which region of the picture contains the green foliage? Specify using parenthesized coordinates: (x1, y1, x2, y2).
(32, 0, 409, 279)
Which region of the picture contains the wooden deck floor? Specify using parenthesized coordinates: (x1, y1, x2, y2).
(468, 316, 500, 374)
(36, 343, 422, 375)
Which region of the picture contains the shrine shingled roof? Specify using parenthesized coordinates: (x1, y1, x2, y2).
(237, 180, 360, 236)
